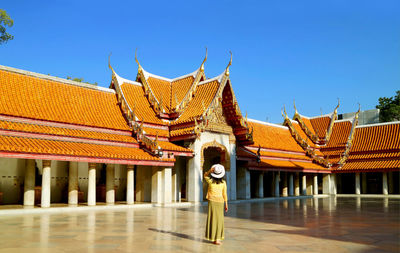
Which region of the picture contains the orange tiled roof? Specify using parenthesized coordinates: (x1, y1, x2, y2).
(334, 123, 400, 171)
(170, 126, 195, 137)
(173, 80, 220, 124)
(142, 126, 169, 138)
(301, 116, 317, 136)
(120, 83, 165, 125)
(291, 121, 319, 150)
(171, 76, 195, 110)
(310, 116, 331, 139)
(0, 69, 130, 131)
(158, 141, 192, 153)
(247, 121, 304, 152)
(0, 120, 137, 144)
(238, 147, 312, 161)
(323, 121, 352, 148)
(147, 77, 172, 112)
(0, 135, 173, 162)
(337, 159, 400, 171)
(255, 158, 327, 170)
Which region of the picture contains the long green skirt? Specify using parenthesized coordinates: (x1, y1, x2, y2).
(205, 200, 224, 241)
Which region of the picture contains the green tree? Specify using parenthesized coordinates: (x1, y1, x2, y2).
(67, 76, 98, 86)
(376, 90, 400, 122)
(0, 9, 13, 44)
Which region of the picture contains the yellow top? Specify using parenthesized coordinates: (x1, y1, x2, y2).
(204, 176, 228, 203)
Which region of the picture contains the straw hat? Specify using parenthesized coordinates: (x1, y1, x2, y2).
(211, 164, 225, 178)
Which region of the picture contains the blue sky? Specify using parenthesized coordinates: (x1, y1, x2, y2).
(1, 0, 399, 123)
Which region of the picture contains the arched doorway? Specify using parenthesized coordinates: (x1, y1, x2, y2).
(201, 141, 230, 200)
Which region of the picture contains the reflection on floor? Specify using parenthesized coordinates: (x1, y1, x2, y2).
(0, 197, 398, 252)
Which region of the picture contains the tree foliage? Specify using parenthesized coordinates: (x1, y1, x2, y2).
(67, 76, 98, 86)
(376, 90, 400, 122)
(0, 9, 13, 44)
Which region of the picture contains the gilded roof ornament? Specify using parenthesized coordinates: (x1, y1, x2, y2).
(334, 98, 340, 114)
(355, 103, 361, 119)
(225, 51, 232, 76)
(281, 105, 289, 119)
(135, 49, 142, 71)
(200, 47, 207, 72)
(293, 99, 298, 115)
(108, 53, 115, 72)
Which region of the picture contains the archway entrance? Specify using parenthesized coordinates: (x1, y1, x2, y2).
(201, 141, 230, 201)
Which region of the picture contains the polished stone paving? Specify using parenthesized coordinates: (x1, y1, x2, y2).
(0, 197, 399, 252)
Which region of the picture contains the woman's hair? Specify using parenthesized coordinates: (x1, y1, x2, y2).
(211, 176, 224, 184)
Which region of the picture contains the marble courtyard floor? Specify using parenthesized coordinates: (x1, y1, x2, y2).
(0, 197, 399, 253)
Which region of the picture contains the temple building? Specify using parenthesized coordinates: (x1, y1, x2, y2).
(0, 52, 398, 207)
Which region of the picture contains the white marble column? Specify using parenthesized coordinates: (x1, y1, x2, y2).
(172, 167, 177, 202)
(313, 174, 319, 195)
(294, 173, 300, 196)
(322, 174, 331, 195)
(87, 163, 96, 206)
(126, 165, 134, 204)
(274, 172, 280, 197)
(331, 173, 337, 194)
(24, 159, 36, 206)
(229, 143, 237, 200)
(256, 172, 264, 198)
(282, 173, 288, 197)
(106, 164, 115, 204)
(355, 173, 361, 195)
(237, 167, 250, 199)
(41, 160, 51, 208)
(302, 174, 307, 195)
(163, 168, 172, 204)
(289, 173, 294, 196)
(382, 172, 388, 195)
(187, 152, 202, 202)
(68, 161, 78, 205)
(151, 167, 163, 204)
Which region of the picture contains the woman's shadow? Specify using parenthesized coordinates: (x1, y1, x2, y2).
(148, 228, 209, 243)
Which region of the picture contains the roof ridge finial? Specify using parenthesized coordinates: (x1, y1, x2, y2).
(200, 47, 207, 72)
(135, 48, 142, 71)
(334, 98, 340, 113)
(293, 99, 298, 114)
(108, 52, 114, 72)
(355, 103, 361, 119)
(281, 105, 289, 119)
(225, 51, 232, 76)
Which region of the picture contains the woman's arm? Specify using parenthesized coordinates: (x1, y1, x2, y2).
(223, 182, 228, 212)
(204, 167, 214, 178)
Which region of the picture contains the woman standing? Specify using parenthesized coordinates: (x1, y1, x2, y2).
(204, 164, 228, 245)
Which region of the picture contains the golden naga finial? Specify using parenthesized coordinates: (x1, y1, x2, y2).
(135, 48, 142, 71)
(200, 47, 208, 72)
(245, 111, 248, 122)
(108, 53, 114, 72)
(293, 99, 298, 114)
(355, 103, 361, 119)
(281, 105, 289, 119)
(225, 51, 232, 76)
(334, 98, 340, 113)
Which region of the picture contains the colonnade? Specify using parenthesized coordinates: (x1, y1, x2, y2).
(354, 172, 396, 195)
(21, 159, 174, 208)
(237, 168, 337, 199)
